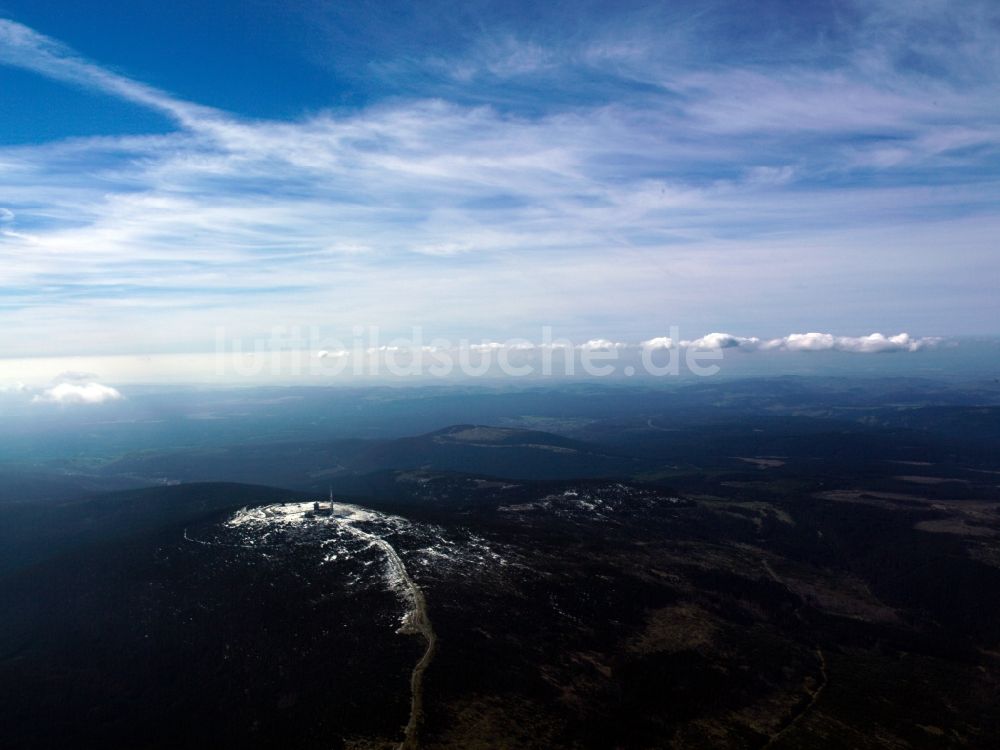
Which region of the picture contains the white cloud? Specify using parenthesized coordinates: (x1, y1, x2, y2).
(782, 332, 837, 351)
(469, 342, 507, 353)
(469, 341, 535, 352)
(33, 381, 124, 405)
(641, 336, 674, 349)
(680, 333, 762, 350)
(829, 332, 937, 353)
(577, 339, 627, 350)
(659, 331, 941, 354)
(758, 331, 939, 353)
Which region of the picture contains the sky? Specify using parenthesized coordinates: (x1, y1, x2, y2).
(0, 0, 998, 386)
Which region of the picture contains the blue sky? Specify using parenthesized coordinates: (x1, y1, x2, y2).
(0, 0, 998, 374)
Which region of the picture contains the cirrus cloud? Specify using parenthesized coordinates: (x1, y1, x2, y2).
(0, 6, 997, 365)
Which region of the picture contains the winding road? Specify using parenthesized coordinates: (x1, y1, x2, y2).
(191, 502, 439, 749)
(396, 572, 437, 750)
(326, 506, 438, 750)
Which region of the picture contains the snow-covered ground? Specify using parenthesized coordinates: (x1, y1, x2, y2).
(190, 499, 512, 617)
(498, 485, 683, 519)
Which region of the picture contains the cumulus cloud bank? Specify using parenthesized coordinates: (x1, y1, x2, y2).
(318, 332, 940, 355)
(641, 337, 675, 350)
(578, 339, 627, 351)
(782, 332, 935, 353)
(33, 381, 125, 405)
(679, 333, 762, 350)
(667, 332, 939, 353)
